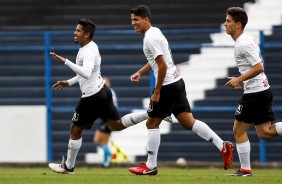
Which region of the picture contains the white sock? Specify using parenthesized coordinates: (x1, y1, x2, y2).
(192, 119, 224, 151)
(236, 140, 251, 170)
(65, 138, 82, 169)
(146, 129, 160, 169)
(121, 111, 147, 127)
(275, 122, 282, 135)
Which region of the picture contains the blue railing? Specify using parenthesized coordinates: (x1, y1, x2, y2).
(0, 29, 281, 162)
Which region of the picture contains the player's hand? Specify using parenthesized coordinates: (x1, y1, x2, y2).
(225, 76, 242, 90)
(130, 72, 141, 83)
(52, 80, 69, 90)
(50, 52, 66, 64)
(150, 91, 160, 104)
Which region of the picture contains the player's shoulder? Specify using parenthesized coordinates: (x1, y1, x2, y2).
(84, 41, 99, 53)
(145, 27, 164, 43)
(236, 34, 254, 45)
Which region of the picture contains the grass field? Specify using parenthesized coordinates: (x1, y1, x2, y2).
(0, 167, 281, 184)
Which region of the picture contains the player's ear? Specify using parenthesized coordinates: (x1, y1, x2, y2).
(236, 22, 242, 29)
(84, 32, 91, 39)
(144, 17, 150, 23)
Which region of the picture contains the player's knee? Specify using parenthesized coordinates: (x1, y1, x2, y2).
(93, 138, 99, 145)
(257, 132, 274, 140)
(107, 121, 124, 131)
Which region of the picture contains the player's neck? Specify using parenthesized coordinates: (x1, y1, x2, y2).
(232, 31, 243, 41)
(142, 25, 152, 36)
(80, 40, 91, 47)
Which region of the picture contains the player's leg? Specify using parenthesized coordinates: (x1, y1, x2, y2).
(173, 78, 227, 153)
(49, 94, 97, 174)
(176, 112, 233, 170)
(228, 120, 252, 176)
(129, 117, 162, 175)
(253, 89, 282, 139)
(94, 121, 112, 168)
(177, 112, 224, 149)
(66, 124, 83, 169)
(255, 121, 282, 140)
(106, 111, 147, 130)
(146, 117, 162, 169)
(101, 85, 148, 130)
(129, 80, 179, 175)
(48, 123, 83, 174)
(173, 78, 233, 170)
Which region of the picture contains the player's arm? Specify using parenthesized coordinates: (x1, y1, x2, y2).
(130, 63, 151, 83)
(238, 61, 264, 82)
(151, 55, 167, 104)
(52, 76, 78, 90)
(50, 51, 93, 79)
(225, 62, 264, 89)
(225, 43, 264, 89)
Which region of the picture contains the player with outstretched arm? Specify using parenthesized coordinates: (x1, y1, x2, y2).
(48, 19, 148, 174)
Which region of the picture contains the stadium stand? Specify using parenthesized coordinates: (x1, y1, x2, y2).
(0, 0, 255, 30)
(1, 0, 282, 164)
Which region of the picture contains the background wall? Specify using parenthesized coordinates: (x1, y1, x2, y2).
(0, 106, 47, 162)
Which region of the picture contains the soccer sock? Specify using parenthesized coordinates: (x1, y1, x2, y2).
(65, 138, 82, 169)
(236, 140, 251, 170)
(100, 144, 112, 164)
(275, 122, 282, 135)
(121, 111, 147, 127)
(146, 129, 160, 169)
(192, 119, 224, 151)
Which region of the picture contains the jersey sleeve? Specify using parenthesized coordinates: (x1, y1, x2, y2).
(65, 48, 95, 79)
(240, 44, 262, 66)
(145, 37, 163, 59)
(67, 76, 78, 86)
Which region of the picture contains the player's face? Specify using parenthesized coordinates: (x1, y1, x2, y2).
(74, 24, 89, 46)
(131, 14, 149, 35)
(224, 15, 238, 36)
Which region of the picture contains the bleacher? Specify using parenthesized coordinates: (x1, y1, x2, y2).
(0, 0, 255, 30)
(262, 26, 282, 161)
(2, 0, 282, 163)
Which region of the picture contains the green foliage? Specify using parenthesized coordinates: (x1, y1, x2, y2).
(0, 167, 281, 184)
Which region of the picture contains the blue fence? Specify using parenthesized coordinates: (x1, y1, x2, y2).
(0, 29, 281, 162)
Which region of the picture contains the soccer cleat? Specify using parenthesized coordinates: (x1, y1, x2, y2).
(221, 141, 233, 170)
(48, 156, 74, 174)
(129, 163, 158, 175)
(163, 116, 173, 123)
(228, 168, 252, 176)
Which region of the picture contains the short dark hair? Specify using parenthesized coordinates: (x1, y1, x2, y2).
(226, 7, 248, 29)
(78, 19, 96, 39)
(130, 5, 151, 22)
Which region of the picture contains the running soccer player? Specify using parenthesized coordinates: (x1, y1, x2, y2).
(48, 19, 148, 174)
(128, 5, 234, 175)
(224, 7, 282, 176)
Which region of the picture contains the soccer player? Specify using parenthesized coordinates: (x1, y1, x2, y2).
(224, 7, 282, 176)
(93, 76, 118, 168)
(48, 19, 148, 174)
(128, 5, 233, 175)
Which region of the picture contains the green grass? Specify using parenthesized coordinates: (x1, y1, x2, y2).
(0, 167, 281, 184)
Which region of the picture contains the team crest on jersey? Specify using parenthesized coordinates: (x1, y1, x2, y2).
(147, 103, 153, 112)
(72, 111, 79, 122)
(235, 105, 243, 115)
